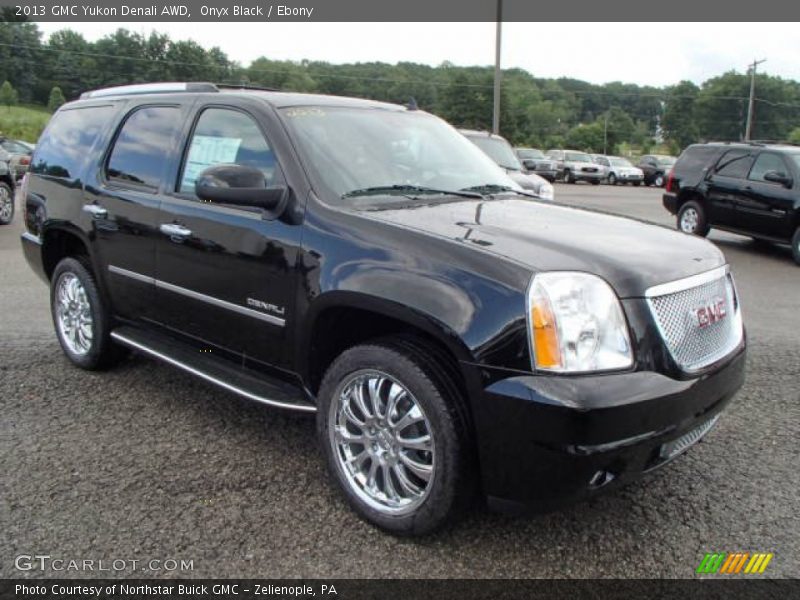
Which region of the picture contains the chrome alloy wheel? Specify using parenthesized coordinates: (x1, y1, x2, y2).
(329, 370, 435, 515)
(0, 186, 12, 222)
(680, 207, 699, 233)
(55, 272, 94, 356)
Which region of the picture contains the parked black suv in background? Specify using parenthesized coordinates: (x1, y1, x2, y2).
(663, 142, 800, 265)
(638, 154, 677, 187)
(21, 83, 745, 535)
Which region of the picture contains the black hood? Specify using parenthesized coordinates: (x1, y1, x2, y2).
(357, 198, 725, 298)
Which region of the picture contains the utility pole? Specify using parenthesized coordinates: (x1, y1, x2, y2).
(745, 58, 766, 141)
(492, 0, 503, 134)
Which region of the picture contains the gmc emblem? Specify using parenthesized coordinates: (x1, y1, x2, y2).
(695, 298, 727, 329)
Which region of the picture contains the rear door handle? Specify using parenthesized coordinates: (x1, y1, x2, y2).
(160, 223, 192, 239)
(82, 204, 107, 218)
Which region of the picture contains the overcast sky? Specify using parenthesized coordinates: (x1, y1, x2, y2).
(35, 22, 797, 87)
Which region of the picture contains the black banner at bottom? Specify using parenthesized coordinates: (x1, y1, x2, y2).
(1, 579, 796, 600)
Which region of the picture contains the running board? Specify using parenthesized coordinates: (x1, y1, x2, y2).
(110, 326, 316, 413)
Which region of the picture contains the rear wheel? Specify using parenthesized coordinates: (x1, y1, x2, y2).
(0, 182, 13, 225)
(677, 200, 710, 237)
(50, 257, 127, 369)
(317, 340, 474, 535)
(792, 227, 800, 266)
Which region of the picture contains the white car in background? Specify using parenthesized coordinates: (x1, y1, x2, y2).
(593, 155, 644, 186)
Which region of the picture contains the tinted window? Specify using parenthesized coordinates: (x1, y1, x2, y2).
(180, 108, 279, 194)
(749, 153, 789, 182)
(31, 106, 114, 179)
(715, 149, 753, 178)
(675, 145, 720, 174)
(106, 106, 179, 189)
(2, 140, 30, 154)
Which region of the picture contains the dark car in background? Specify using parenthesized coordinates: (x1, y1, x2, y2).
(0, 137, 34, 180)
(514, 147, 558, 182)
(663, 141, 800, 265)
(461, 130, 554, 200)
(638, 154, 677, 187)
(0, 154, 15, 225)
(20, 83, 745, 536)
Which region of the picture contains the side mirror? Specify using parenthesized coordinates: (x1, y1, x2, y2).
(522, 159, 537, 170)
(763, 170, 793, 187)
(195, 164, 288, 212)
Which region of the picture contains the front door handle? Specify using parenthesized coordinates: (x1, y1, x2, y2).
(82, 204, 107, 219)
(160, 223, 192, 240)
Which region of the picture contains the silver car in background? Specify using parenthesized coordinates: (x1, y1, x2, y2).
(461, 129, 555, 200)
(514, 147, 558, 182)
(592, 155, 644, 186)
(545, 149, 603, 184)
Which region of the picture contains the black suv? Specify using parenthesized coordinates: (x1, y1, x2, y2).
(21, 83, 746, 535)
(663, 142, 800, 265)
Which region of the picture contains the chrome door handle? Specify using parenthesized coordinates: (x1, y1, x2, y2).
(160, 223, 192, 238)
(82, 204, 107, 218)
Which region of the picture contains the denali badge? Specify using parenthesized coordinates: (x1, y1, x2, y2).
(695, 298, 727, 329)
(246, 298, 286, 316)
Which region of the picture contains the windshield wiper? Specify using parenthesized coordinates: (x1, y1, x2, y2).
(461, 184, 538, 198)
(342, 184, 483, 199)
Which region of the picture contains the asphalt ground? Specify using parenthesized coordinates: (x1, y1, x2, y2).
(1, 183, 798, 579)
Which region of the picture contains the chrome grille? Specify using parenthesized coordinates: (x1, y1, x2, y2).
(646, 267, 743, 372)
(659, 415, 720, 461)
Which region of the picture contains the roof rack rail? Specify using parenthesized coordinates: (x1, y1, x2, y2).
(80, 82, 219, 99)
(748, 139, 800, 146)
(215, 83, 280, 92)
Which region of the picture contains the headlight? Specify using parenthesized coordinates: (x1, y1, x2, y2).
(537, 182, 554, 201)
(527, 272, 633, 373)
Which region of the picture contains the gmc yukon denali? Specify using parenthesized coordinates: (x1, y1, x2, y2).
(20, 83, 746, 535)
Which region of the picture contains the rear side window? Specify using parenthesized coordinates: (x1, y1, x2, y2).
(675, 145, 721, 174)
(714, 149, 753, 179)
(106, 106, 180, 189)
(31, 105, 114, 179)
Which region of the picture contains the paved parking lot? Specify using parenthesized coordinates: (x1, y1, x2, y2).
(1, 184, 798, 578)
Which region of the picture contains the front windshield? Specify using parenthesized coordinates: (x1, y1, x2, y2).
(517, 148, 545, 160)
(610, 157, 633, 167)
(467, 135, 523, 171)
(565, 152, 592, 162)
(281, 107, 518, 199)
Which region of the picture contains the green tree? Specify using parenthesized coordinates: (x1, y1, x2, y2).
(565, 122, 605, 153)
(788, 127, 800, 144)
(47, 86, 65, 111)
(662, 80, 700, 150)
(0, 80, 18, 109)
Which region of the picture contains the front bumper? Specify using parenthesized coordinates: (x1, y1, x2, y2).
(534, 169, 558, 182)
(575, 170, 604, 180)
(617, 172, 643, 182)
(473, 347, 746, 513)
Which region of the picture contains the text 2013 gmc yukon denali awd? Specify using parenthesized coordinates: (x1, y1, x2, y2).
(20, 83, 746, 535)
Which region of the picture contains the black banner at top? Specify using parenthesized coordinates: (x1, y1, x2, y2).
(0, 0, 796, 22)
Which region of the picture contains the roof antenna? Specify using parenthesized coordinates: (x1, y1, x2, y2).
(407, 97, 418, 111)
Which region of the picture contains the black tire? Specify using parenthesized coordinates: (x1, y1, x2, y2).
(316, 339, 474, 536)
(590, 179, 600, 185)
(677, 200, 710, 237)
(607, 173, 617, 185)
(653, 173, 665, 187)
(50, 256, 127, 370)
(633, 181, 641, 187)
(564, 170, 575, 184)
(792, 227, 800, 266)
(0, 182, 13, 225)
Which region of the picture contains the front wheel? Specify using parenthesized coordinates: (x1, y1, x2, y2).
(50, 257, 127, 369)
(792, 227, 800, 266)
(564, 170, 575, 184)
(677, 200, 710, 237)
(0, 182, 13, 225)
(653, 173, 665, 187)
(607, 173, 617, 185)
(317, 340, 474, 535)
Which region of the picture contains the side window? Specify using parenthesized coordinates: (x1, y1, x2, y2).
(749, 153, 789, 183)
(106, 106, 180, 189)
(179, 108, 280, 195)
(714, 149, 753, 178)
(31, 105, 115, 180)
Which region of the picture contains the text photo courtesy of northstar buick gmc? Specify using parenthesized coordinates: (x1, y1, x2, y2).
(20, 83, 745, 535)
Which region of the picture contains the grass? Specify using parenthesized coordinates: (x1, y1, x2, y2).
(0, 104, 52, 143)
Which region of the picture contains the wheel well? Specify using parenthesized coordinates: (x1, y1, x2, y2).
(42, 229, 90, 280)
(0, 174, 13, 189)
(307, 307, 468, 403)
(676, 190, 705, 212)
